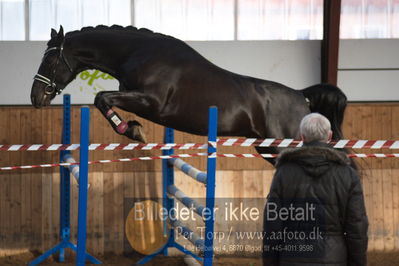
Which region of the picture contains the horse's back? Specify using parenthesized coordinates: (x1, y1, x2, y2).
(120, 35, 309, 138)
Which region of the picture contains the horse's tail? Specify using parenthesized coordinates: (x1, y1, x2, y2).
(300, 83, 347, 140)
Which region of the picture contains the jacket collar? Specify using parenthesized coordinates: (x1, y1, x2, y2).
(275, 141, 350, 168)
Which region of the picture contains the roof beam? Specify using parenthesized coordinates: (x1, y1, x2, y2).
(321, 0, 341, 85)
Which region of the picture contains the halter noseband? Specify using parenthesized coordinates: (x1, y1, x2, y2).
(34, 42, 73, 95)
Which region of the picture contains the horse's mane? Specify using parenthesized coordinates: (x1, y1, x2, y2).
(65, 25, 172, 39)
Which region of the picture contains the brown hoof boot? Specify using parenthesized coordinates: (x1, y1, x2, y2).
(126, 121, 147, 143)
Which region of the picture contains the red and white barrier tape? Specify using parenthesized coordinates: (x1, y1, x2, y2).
(1, 139, 398, 151)
(0, 143, 208, 151)
(1, 153, 398, 171)
(217, 153, 399, 159)
(0, 153, 208, 171)
(217, 138, 399, 149)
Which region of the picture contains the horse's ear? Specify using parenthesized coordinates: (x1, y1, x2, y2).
(58, 25, 64, 38)
(51, 28, 57, 39)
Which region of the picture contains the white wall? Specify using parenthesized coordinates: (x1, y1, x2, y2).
(0, 39, 397, 105)
(338, 39, 399, 101)
(0, 40, 320, 105)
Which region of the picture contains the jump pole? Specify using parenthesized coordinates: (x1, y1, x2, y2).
(137, 106, 218, 265)
(59, 94, 72, 262)
(29, 95, 101, 266)
(76, 105, 90, 266)
(204, 106, 217, 265)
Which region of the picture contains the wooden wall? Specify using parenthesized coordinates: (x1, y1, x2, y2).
(0, 103, 398, 257)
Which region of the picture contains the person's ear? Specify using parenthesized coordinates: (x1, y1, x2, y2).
(300, 134, 305, 142)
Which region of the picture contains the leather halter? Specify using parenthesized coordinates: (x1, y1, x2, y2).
(33, 42, 73, 95)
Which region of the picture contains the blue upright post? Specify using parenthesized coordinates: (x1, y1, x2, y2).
(163, 128, 175, 255)
(137, 108, 217, 266)
(59, 94, 71, 262)
(76, 107, 90, 266)
(29, 98, 101, 266)
(204, 107, 218, 266)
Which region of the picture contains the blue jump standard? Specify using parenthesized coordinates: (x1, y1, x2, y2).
(29, 94, 101, 266)
(137, 106, 218, 266)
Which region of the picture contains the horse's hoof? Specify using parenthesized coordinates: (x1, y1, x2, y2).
(127, 121, 147, 143)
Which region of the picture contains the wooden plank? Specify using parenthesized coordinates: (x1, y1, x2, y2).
(371, 106, 386, 250)
(382, 168, 395, 250)
(124, 171, 135, 199)
(393, 169, 399, 250)
(90, 106, 104, 173)
(114, 172, 125, 254)
(391, 106, 399, 250)
(87, 171, 95, 254)
(41, 107, 54, 252)
(102, 172, 114, 253)
(378, 106, 395, 251)
(88, 170, 104, 255)
(85, 107, 104, 255)
(102, 172, 124, 254)
(31, 108, 43, 250)
(20, 108, 32, 251)
(93, 172, 105, 254)
(1, 102, 399, 256)
(68, 106, 80, 248)
(242, 170, 264, 250)
(351, 105, 375, 249)
(0, 108, 10, 256)
(213, 171, 230, 250)
(9, 109, 22, 252)
(53, 106, 63, 247)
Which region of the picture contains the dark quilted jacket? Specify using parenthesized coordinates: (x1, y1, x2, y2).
(263, 142, 368, 266)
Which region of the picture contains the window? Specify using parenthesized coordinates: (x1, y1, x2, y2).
(0, 0, 131, 41)
(0, 0, 25, 40)
(134, 0, 323, 40)
(237, 0, 323, 40)
(0, 0, 398, 40)
(134, 0, 235, 40)
(340, 0, 399, 39)
(29, 0, 131, 40)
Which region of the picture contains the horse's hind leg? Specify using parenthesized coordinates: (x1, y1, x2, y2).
(94, 91, 154, 142)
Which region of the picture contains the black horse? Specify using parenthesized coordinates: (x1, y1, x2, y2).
(30, 25, 347, 161)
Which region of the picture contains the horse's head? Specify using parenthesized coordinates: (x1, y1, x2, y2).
(31, 26, 75, 108)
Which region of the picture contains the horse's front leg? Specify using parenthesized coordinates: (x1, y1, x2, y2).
(94, 91, 155, 143)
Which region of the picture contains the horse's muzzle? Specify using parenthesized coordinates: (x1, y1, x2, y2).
(31, 93, 50, 108)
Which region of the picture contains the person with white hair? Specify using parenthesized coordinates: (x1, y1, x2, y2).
(299, 112, 332, 143)
(263, 113, 368, 266)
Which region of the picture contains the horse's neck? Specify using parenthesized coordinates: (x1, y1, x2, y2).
(67, 34, 124, 77)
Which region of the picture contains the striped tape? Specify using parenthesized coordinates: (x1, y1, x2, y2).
(1, 153, 398, 171)
(0, 143, 208, 152)
(217, 153, 399, 159)
(0, 153, 207, 171)
(217, 139, 399, 149)
(1, 139, 398, 151)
